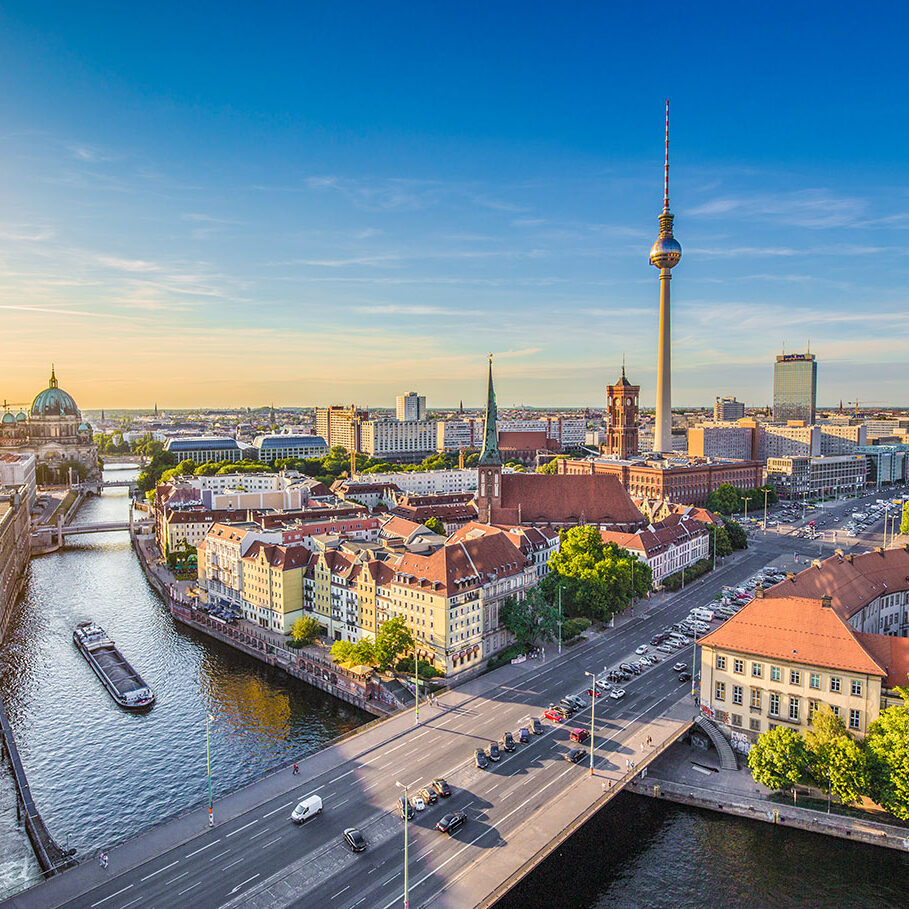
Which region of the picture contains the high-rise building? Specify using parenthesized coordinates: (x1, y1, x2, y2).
(606, 367, 639, 458)
(713, 396, 745, 422)
(650, 101, 682, 454)
(396, 392, 426, 422)
(315, 406, 368, 452)
(773, 352, 817, 423)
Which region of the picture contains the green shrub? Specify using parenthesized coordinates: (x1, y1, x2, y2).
(562, 617, 591, 640)
(662, 558, 712, 591)
(395, 657, 443, 679)
(487, 644, 522, 670)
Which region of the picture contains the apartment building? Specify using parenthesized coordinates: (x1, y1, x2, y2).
(688, 422, 756, 461)
(765, 454, 867, 500)
(396, 392, 426, 422)
(253, 434, 328, 463)
(240, 542, 309, 633)
(360, 419, 436, 460)
(315, 406, 368, 452)
(0, 453, 37, 507)
(0, 485, 30, 643)
(714, 396, 745, 422)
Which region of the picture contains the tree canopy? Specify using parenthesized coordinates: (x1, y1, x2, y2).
(706, 523, 732, 558)
(291, 615, 321, 645)
(723, 518, 748, 550)
(499, 587, 560, 652)
(706, 484, 778, 516)
(865, 700, 909, 819)
(901, 501, 909, 536)
(423, 516, 446, 535)
(374, 616, 415, 671)
(330, 638, 377, 667)
(747, 726, 809, 791)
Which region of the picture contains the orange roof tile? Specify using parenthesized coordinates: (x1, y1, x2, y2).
(699, 595, 886, 677)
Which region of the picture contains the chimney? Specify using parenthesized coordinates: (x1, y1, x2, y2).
(834, 548, 844, 559)
(812, 559, 822, 569)
(754, 586, 764, 598)
(821, 594, 832, 609)
(845, 553, 853, 563)
(875, 546, 884, 555)
(786, 572, 796, 581)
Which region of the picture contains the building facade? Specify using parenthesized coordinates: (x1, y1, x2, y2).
(714, 396, 745, 422)
(0, 453, 37, 507)
(163, 437, 242, 465)
(0, 485, 30, 643)
(688, 422, 756, 461)
(360, 419, 436, 460)
(315, 406, 368, 452)
(773, 352, 817, 424)
(765, 454, 867, 500)
(605, 369, 640, 458)
(396, 392, 426, 422)
(253, 434, 328, 463)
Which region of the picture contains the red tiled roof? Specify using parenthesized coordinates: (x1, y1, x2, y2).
(491, 473, 643, 526)
(600, 516, 707, 557)
(767, 546, 909, 620)
(243, 542, 311, 570)
(856, 633, 909, 689)
(699, 595, 886, 677)
(498, 430, 558, 452)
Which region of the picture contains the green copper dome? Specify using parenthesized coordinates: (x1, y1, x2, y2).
(79, 422, 91, 431)
(31, 366, 79, 417)
(15, 412, 26, 422)
(1, 412, 15, 424)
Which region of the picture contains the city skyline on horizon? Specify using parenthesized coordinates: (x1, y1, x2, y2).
(2, 4, 908, 409)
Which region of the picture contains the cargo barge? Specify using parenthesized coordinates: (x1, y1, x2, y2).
(73, 622, 155, 710)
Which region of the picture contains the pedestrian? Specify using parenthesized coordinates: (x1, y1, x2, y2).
(99, 852, 108, 869)
(292, 763, 299, 775)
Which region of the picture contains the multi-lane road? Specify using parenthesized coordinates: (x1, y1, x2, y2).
(11, 532, 874, 909)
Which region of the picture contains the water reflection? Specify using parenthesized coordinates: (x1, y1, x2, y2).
(0, 469, 366, 898)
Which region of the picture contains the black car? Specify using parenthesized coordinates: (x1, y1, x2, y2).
(487, 742, 501, 762)
(567, 695, 586, 710)
(475, 749, 489, 769)
(343, 827, 367, 852)
(565, 748, 585, 763)
(559, 699, 576, 714)
(431, 778, 451, 797)
(398, 796, 415, 820)
(678, 671, 692, 682)
(530, 718, 544, 735)
(517, 726, 530, 744)
(435, 812, 467, 835)
(419, 786, 438, 805)
(502, 731, 516, 752)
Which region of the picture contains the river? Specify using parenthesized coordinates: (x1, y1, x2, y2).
(0, 468, 367, 899)
(1, 472, 906, 906)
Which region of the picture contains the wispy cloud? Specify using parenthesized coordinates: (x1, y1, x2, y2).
(688, 189, 867, 228)
(95, 255, 161, 273)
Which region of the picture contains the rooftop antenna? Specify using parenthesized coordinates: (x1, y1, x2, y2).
(663, 99, 670, 211)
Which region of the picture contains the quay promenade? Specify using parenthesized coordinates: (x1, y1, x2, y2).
(5, 575, 714, 909)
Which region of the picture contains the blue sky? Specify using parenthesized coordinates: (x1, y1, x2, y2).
(1, 2, 907, 409)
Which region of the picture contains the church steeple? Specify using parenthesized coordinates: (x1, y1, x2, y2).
(477, 354, 501, 467)
(49, 365, 58, 389)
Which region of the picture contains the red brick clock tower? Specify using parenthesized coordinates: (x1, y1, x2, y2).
(606, 366, 639, 458)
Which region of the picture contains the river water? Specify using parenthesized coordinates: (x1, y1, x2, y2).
(1, 472, 906, 906)
(0, 468, 367, 899)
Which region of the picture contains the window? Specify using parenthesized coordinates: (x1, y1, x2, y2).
(808, 700, 818, 721)
(749, 718, 761, 732)
(849, 709, 861, 730)
(750, 689, 761, 709)
(733, 658, 744, 674)
(752, 662, 763, 678)
(830, 676, 841, 693)
(730, 714, 742, 727)
(715, 681, 726, 701)
(733, 685, 743, 706)
(831, 705, 840, 718)
(789, 697, 800, 722)
(790, 670, 801, 686)
(716, 655, 727, 670)
(810, 673, 821, 690)
(851, 680, 862, 697)
(771, 666, 781, 682)
(769, 693, 780, 717)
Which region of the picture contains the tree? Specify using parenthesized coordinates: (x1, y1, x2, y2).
(330, 640, 356, 664)
(423, 516, 446, 535)
(537, 457, 567, 474)
(901, 501, 909, 536)
(291, 615, 321, 645)
(705, 483, 742, 515)
(747, 726, 809, 792)
(374, 616, 415, 671)
(826, 737, 868, 806)
(865, 700, 909, 819)
(499, 587, 560, 652)
(723, 518, 747, 550)
(706, 523, 732, 558)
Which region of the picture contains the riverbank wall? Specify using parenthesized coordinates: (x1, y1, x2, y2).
(0, 696, 75, 878)
(131, 530, 400, 718)
(629, 740, 909, 853)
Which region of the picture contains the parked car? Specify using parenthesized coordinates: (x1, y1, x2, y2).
(569, 727, 589, 743)
(610, 688, 626, 699)
(398, 796, 415, 820)
(411, 795, 426, 812)
(475, 749, 489, 769)
(487, 742, 501, 762)
(517, 726, 530, 744)
(531, 718, 544, 735)
(586, 687, 602, 698)
(343, 827, 367, 853)
(567, 695, 587, 710)
(635, 645, 648, 655)
(656, 644, 674, 654)
(559, 699, 576, 714)
(565, 748, 585, 763)
(436, 812, 467, 835)
(431, 778, 451, 798)
(502, 731, 516, 752)
(420, 787, 438, 805)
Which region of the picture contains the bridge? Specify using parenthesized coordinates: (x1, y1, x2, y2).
(31, 518, 152, 547)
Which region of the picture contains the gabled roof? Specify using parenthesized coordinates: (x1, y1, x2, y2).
(243, 541, 311, 571)
(698, 595, 886, 677)
(767, 546, 909, 620)
(856, 634, 909, 690)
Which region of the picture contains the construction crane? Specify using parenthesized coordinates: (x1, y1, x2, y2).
(845, 400, 884, 418)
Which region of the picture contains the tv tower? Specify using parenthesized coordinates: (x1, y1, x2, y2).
(650, 100, 682, 454)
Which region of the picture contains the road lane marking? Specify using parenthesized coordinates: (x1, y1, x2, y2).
(487, 783, 499, 792)
(139, 860, 179, 881)
(119, 898, 142, 909)
(333, 797, 350, 808)
(185, 839, 221, 858)
(226, 820, 258, 837)
(178, 881, 203, 896)
(165, 871, 190, 885)
(249, 828, 271, 840)
(262, 801, 294, 818)
(331, 885, 351, 899)
(381, 874, 399, 886)
(222, 858, 244, 870)
(351, 898, 366, 908)
(229, 873, 260, 894)
(90, 886, 133, 908)
(416, 846, 435, 860)
(261, 836, 282, 848)
(367, 865, 378, 874)
(328, 770, 354, 784)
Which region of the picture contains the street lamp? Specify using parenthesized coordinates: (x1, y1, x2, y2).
(395, 781, 410, 909)
(205, 713, 215, 827)
(557, 585, 562, 655)
(763, 488, 770, 532)
(413, 646, 420, 726)
(584, 671, 596, 775)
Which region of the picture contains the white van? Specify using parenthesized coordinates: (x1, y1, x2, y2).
(690, 607, 715, 622)
(290, 794, 323, 824)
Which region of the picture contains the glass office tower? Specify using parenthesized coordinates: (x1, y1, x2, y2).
(773, 353, 817, 423)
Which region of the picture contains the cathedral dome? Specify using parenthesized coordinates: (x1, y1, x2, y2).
(31, 367, 79, 417)
(1, 412, 15, 425)
(15, 412, 26, 422)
